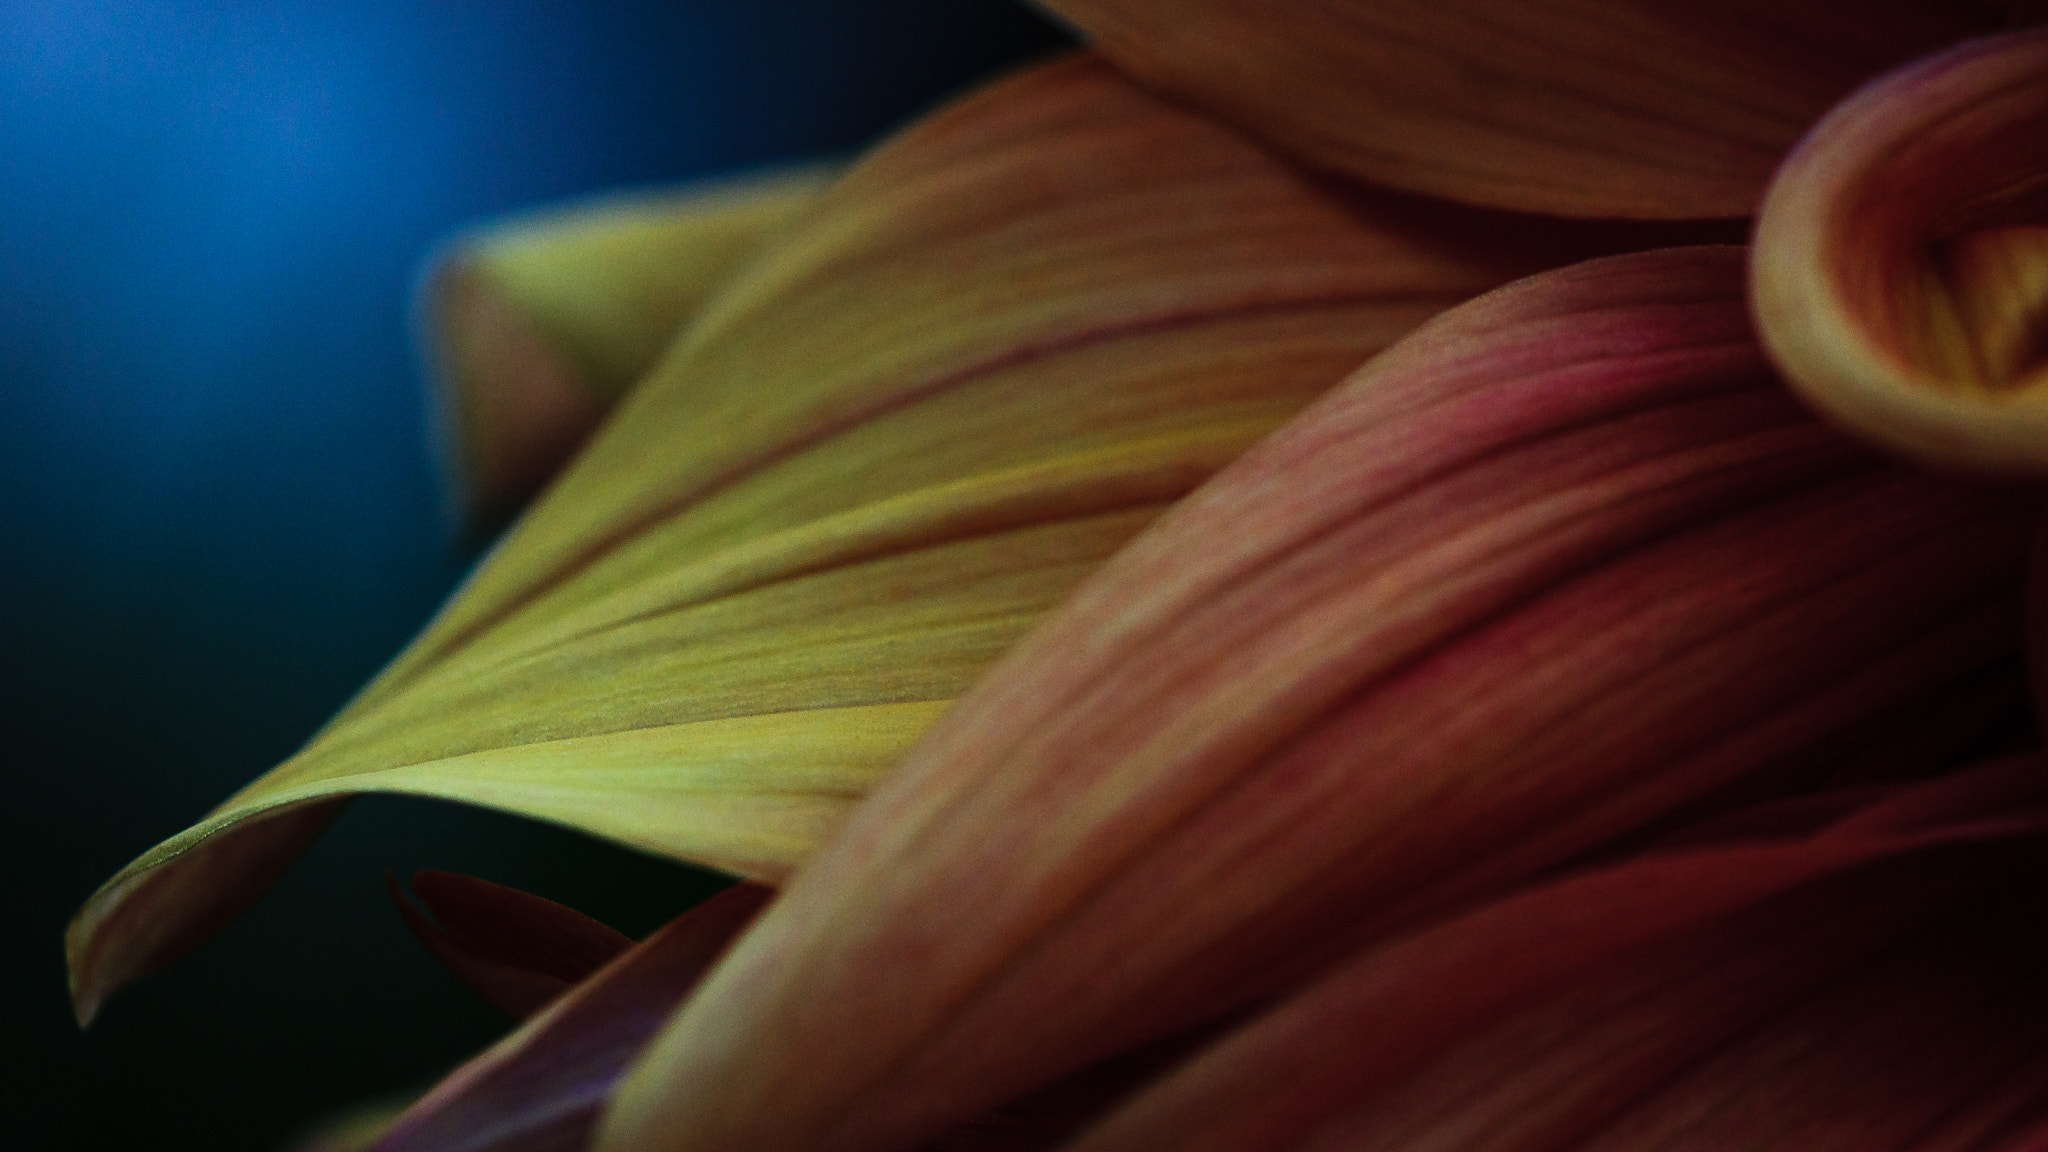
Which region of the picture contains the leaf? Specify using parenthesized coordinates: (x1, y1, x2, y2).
(387, 871, 634, 1020)
(368, 884, 771, 1152)
(70, 54, 1606, 1024)
(1036, 0, 2008, 217)
(1752, 27, 2048, 472)
(594, 247, 2036, 1152)
(1066, 757, 2048, 1152)
(420, 166, 836, 530)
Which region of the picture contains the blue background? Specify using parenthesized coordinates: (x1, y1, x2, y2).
(0, 3, 1067, 1147)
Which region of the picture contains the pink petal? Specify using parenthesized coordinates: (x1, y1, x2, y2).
(418, 167, 836, 532)
(595, 247, 2035, 1152)
(1068, 757, 2048, 1151)
(369, 883, 770, 1152)
(388, 871, 633, 1020)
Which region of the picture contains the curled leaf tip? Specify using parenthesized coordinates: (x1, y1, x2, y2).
(1753, 27, 2048, 473)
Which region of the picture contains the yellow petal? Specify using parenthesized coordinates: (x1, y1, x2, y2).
(421, 165, 835, 529)
(69, 54, 1586, 1024)
(1752, 28, 2048, 472)
(1037, 0, 2007, 217)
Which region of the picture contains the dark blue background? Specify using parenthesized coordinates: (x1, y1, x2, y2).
(0, 3, 1066, 1147)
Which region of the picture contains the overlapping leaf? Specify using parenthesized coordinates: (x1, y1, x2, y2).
(595, 247, 2037, 1152)
(1753, 27, 2048, 472)
(69, 54, 1606, 1023)
(1036, 0, 2012, 218)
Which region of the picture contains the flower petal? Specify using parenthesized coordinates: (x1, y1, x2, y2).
(388, 871, 634, 1020)
(596, 246, 2036, 1152)
(1752, 28, 2048, 472)
(1067, 757, 2048, 1152)
(1036, 0, 2006, 218)
(369, 883, 770, 1152)
(421, 167, 836, 531)
(70, 54, 1597, 1023)
(286, 1097, 416, 1152)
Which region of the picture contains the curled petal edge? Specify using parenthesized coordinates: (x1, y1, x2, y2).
(1753, 27, 2048, 473)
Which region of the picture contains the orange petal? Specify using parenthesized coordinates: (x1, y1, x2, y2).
(387, 871, 633, 1020)
(71, 54, 1605, 1025)
(1753, 28, 2048, 472)
(371, 884, 770, 1152)
(1068, 757, 2048, 1152)
(420, 167, 835, 532)
(1037, 0, 2007, 218)
(595, 247, 2036, 1152)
